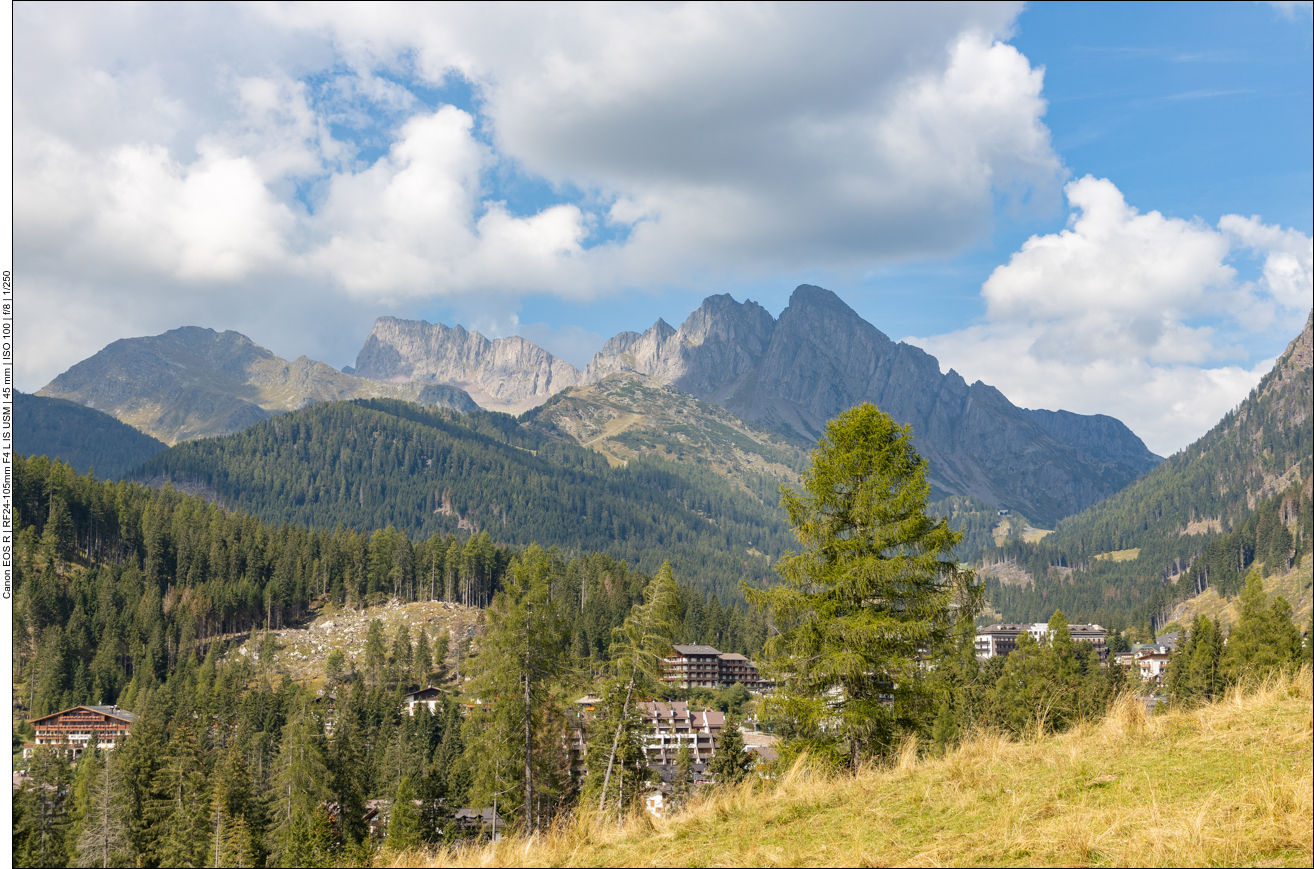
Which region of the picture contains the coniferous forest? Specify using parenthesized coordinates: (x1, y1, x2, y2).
(130, 398, 795, 603)
(11, 389, 1312, 867)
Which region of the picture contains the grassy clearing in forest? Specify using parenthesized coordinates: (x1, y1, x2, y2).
(390, 668, 1313, 868)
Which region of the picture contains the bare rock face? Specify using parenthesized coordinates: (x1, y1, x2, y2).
(354, 317, 580, 414)
(584, 285, 1163, 525)
(580, 294, 776, 394)
(39, 327, 479, 444)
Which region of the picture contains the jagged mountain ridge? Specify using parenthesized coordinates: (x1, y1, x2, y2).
(38, 326, 479, 444)
(353, 317, 580, 414)
(580, 285, 1162, 525)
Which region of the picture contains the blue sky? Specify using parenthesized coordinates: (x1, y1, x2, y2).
(14, 2, 1313, 453)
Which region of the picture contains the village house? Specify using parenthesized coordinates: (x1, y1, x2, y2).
(637, 700, 725, 765)
(1134, 644, 1172, 684)
(402, 686, 445, 717)
(24, 705, 139, 759)
(661, 644, 770, 690)
(453, 807, 505, 841)
(974, 623, 1109, 662)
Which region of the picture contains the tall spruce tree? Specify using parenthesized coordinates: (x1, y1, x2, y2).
(268, 703, 331, 868)
(15, 747, 73, 868)
(708, 715, 752, 785)
(1167, 614, 1224, 705)
(463, 544, 571, 833)
(747, 403, 979, 766)
(150, 714, 210, 868)
(384, 776, 422, 853)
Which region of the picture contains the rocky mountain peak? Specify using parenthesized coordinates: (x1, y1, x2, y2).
(353, 317, 580, 414)
(39, 326, 478, 444)
(583, 284, 1163, 524)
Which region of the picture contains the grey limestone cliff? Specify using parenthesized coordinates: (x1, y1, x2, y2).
(39, 327, 479, 444)
(354, 317, 580, 414)
(583, 285, 1162, 525)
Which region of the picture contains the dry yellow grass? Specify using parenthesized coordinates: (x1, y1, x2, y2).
(388, 667, 1313, 868)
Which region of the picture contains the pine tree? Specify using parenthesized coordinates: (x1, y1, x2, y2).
(391, 624, 413, 688)
(1167, 614, 1223, 705)
(364, 620, 387, 687)
(580, 680, 647, 819)
(114, 709, 166, 864)
(325, 648, 345, 686)
(671, 741, 694, 809)
(206, 740, 253, 869)
(930, 700, 957, 755)
(1221, 571, 1302, 682)
(42, 495, 76, 566)
(415, 628, 433, 687)
(15, 747, 72, 868)
(218, 815, 255, 868)
(432, 629, 450, 684)
(328, 719, 367, 848)
(747, 404, 979, 765)
(150, 715, 210, 868)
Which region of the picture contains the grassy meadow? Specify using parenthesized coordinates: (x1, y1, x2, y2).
(389, 667, 1313, 868)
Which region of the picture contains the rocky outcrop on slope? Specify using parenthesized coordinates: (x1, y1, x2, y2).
(354, 317, 580, 413)
(39, 327, 478, 444)
(583, 285, 1162, 525)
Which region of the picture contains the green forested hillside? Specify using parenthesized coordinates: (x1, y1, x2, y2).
(15, 392, 167, 479)
(130, 398, 795, 601)
(11, 455, 770, 869)
(11, 453, 765, 718)
(984, 312, 1313, 629)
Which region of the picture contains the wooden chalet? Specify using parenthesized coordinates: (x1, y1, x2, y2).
(24, 705, 139, 758)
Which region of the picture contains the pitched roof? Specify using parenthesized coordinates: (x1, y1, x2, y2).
(672, 644, 722, 655)
(31, 705, 139, 725)
(639, 701, 691, 719)
(693, 709, 726, 729)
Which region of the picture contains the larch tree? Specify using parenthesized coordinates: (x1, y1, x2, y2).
(596, 561, 682, 816)
(76, 751, 132, 869)
(746, 403, 980, 767)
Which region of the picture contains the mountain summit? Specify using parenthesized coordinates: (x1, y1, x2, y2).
(582, 285, 1162, 524)
(38, 327, 478, 444)
(354, 317, 580, 414)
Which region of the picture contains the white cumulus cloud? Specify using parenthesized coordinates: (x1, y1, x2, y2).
(15, 2, 1065, 388)
(915, 176, 1312, 455)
